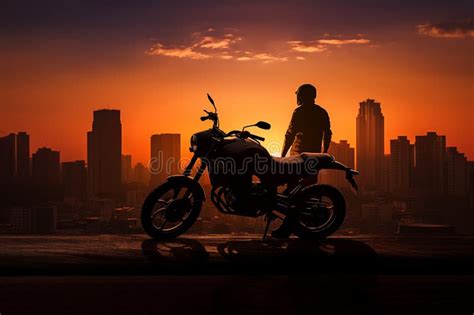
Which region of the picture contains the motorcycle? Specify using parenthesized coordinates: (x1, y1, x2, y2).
(141, 94, 359, 240)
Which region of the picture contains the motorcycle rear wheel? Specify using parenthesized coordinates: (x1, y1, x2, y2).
(292, 184, 346, 240)
(141, 181, 202, 239)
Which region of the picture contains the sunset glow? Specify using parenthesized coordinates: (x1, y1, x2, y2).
(1, 1, 472, 165)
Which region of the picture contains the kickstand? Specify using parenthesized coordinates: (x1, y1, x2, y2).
(262, 214, 274, 241)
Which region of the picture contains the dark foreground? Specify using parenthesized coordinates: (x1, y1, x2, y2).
(0, 234, 473, 314)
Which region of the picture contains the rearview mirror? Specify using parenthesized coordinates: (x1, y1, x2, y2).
(207, 93, 217, 112)
(256, 121, 271, 130)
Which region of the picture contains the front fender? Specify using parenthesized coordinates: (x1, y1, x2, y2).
(167, 175, 206, 201)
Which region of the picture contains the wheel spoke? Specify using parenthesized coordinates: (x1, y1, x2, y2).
(151, 207, 165, 219)
(159, 219, 168, 230)
(157, 198, 170, 205)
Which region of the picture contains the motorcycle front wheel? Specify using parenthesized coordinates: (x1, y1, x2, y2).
(141, 180, 202, 239)
(292, 184, 346, 240)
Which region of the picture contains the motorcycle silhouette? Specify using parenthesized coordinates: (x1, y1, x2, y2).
(141, 94, 359, 240)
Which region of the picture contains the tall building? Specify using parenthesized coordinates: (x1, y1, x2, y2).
(467, 161, 474, 200)
(414, 132, 446, 195)
(389, 136, 414, 194)
(121, 154, 132, 184)
(87, 109, 122, 199)
(446, 147, 468, 196)
(0, 133, 16, 182)
(381, 154, 391, 192)
(10, 206, 56, 234)
(150, 134, 181, 186)
(321, 140, 355, 189)
(16, 132, 30, 179)
(356, 99, 384, 191)
(32, 147, 60, 186)
(134, 162, 150, 185)
(62, 160, 87, 206)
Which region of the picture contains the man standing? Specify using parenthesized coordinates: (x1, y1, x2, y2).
(272, 83, 333, 238)
(282, 84, 332, 157)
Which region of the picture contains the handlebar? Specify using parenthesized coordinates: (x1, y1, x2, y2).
(226, 130, 264, 142)
(251, 134, 265, 142)
(200, 108, 266, 142)
(200, 110, 219, 126)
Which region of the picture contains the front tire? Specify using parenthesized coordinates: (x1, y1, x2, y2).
(141, 180, 202, 239)
(292, 184, 346, 240)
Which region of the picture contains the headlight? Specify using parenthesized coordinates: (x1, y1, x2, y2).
(189, 134, 198, 152)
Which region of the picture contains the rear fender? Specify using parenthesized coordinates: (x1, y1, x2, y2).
(324, 161, 359, 191)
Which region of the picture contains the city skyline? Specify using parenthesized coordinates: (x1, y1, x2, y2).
(2, 98, 472, 170)
(2, 101, 471, 194)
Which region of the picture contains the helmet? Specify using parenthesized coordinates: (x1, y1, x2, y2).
(295, 84, 317, 105)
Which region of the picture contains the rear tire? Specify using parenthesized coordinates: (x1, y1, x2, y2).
(292, 184, 346, 240)
(141, 181, 202, 240)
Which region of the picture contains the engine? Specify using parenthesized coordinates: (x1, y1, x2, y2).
(211, 182, 273, 217)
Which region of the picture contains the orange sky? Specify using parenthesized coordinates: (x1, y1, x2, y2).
(1, 2, 472, 165)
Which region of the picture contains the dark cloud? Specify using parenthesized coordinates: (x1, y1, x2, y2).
(417, 18, 474, 38)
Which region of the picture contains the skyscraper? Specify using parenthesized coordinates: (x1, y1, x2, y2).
(414, 132, 446, 195)
(446, 147, 467, 196)
(134, 162, 150, 185)
(16, 132, 30, 179)
(467, 161, 474, 198)
(381, 154, 391, 192)
(32, 147, 60, 186)
(150, 134, 181, 186)
(62, 160, 87, 206)
(356, 99, 384, 191)
(121, 154, 132, 184)
(0, 133, 16, 183)
(87, 109, 122, 199)
(389, 136, 414, 194)
(321, 140, 355, 189)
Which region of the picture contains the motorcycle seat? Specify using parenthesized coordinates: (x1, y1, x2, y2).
(274, 153, 334, 166)
(272, 155, 304, 166)
(300, 152, 335, 168)
(271, 153, 334, 177)
(272, 155, 304, 176)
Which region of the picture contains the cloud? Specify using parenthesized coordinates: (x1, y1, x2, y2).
(146, 29, 287, 63)
(197, 35, 242, 49)
(236, 56, 252, 61)
(236, 53, 287, 63)
(219, 54, 234, 60)
(417, 18, 474, 38)
(145, 43, 210, 59)
(287, 41, 327, 53)
(146, 30, 371, 63)
(288, 37, 370, 53)
(253, 53, 288, 63)
(318, 38, 370, 45)
(146, 30, 240, 60)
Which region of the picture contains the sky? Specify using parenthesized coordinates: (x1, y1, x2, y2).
(1, 0, 473, 165)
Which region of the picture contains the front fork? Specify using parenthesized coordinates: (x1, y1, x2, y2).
(182, 153, 207, 199)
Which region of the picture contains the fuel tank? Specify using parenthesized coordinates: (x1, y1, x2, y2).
(209, 137, 271, 187)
